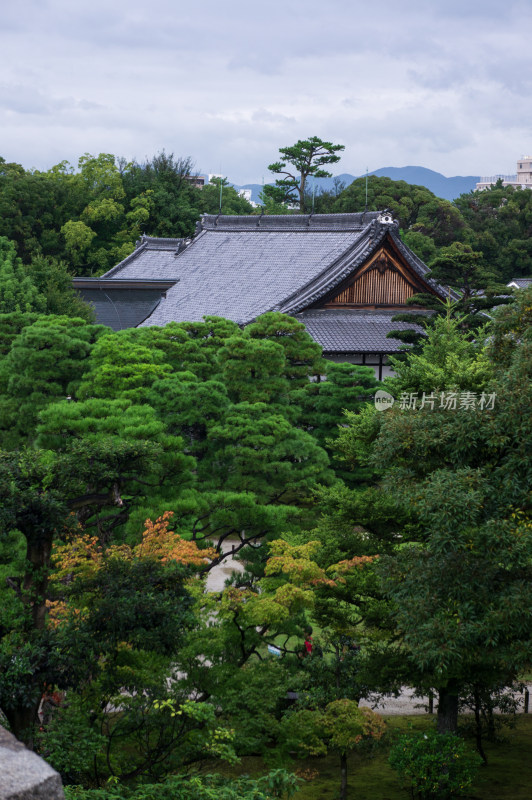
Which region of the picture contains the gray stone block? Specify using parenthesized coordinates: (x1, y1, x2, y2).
(0, 726, 64, 800)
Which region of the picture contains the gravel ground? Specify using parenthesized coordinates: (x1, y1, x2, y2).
(359, 686, 532, 715)
(359, 687, 436, 716)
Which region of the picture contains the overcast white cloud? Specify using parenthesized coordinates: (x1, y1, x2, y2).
(1, 0, 531, 182)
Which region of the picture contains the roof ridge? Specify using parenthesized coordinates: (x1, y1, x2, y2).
(102, 241, 149, 278)
(199, 211, 382, 232)
(138, 236, 188, 250)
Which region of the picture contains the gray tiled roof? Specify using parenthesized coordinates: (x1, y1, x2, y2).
(508, 277, 532, 289)
(100, 213, 448, 328)
(297, 309, 423, 353)
(103, 237, 185, 281)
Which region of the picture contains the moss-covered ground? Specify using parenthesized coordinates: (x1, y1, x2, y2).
(211, 714, 532, 799)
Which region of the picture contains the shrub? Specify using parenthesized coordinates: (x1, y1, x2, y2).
(64, 770, 301, 800)
(388, 730, 482, 799)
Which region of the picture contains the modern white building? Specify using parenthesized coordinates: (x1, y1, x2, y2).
(476, 155, 532, 191)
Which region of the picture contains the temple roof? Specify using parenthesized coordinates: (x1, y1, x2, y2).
(507, 277, 532, 289)
(296, 309, 424, 353)
(97, 212, 448, 328)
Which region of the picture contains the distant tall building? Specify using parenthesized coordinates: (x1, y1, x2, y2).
(476, 155, 532, 191)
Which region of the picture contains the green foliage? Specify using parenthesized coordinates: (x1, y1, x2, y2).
(283, 699, 385, 759)
(331, 176, 464, 247)
(0, 151, 203, 275)
(77, 331, 173, 402)
(0, 236, 46, 313)
(0, 311, 41, 355)
(293, 361, 379, 483)
(366, 307, 532, 731)
(0, 434, 184, 743)
(259, 184, 293, 214)
(64, 770, 300, 800)
(0, 316, 108, 446)
(26, 254, 95, 320)
(485, 285, 532, 368)
(281, 700, 385, 800)
(206, 402, 333, 501)
(122, 151, 203, 239)
(61, 220, 97, 266)
(428, 242, 499, 296)
(202, 177, 254, 215)
(148, 374, 229, 456)
(67, 556, 195, 655)
(35, 697, 106, 784)
(217, 337, 289, 406)
(386, 310, 493, 395)
(244, 312, 325, 388)
(268, 137, 344, 212)
(0, 309, 349, 759)
(210, 660, 294, 756)
(389, 731, 482, 799)
(454, 183, 532, 281)
(402, 230, 438, 263)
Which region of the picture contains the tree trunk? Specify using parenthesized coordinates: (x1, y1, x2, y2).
(437, 685, 459, 733)
(340, 752, 348, 800)
(22, 530, 54, 631)
(6, 530, 55, 746)
(4, 703, 40, 748)
(473, 690, 487, 764)
(486, 697, 496, 742)
(299, 175, 306, 213)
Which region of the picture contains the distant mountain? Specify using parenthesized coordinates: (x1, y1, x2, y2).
(229, 166, 479, 204)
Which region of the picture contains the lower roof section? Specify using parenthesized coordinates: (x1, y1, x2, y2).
(73, 279, 178, 331)
(295, 309, 423, 353)
(75, 287, 170, 331)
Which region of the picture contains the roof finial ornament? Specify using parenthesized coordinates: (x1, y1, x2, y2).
(377, 209, 395, 225)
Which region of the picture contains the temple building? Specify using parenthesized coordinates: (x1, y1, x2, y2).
(73, 211, 451, 380)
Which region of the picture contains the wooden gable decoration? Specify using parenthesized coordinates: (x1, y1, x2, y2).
(321, 237, 438, 309)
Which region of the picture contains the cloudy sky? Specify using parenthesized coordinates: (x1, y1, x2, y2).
(2, 0, 531, 183)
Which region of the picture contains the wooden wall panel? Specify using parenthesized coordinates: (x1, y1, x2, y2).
(330, 266, 414, 306)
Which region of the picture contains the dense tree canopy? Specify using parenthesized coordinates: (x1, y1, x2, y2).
(333, 288, 532, 735)
(2, 142, 532, 798)
(0, 152, 205, 275)
(0, 310, 345, 761)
